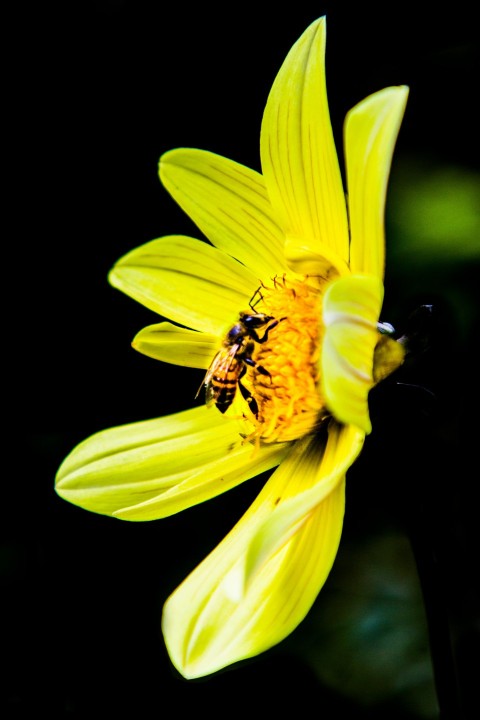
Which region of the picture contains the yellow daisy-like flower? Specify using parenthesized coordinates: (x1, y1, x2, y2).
(56, 17, 408, 679)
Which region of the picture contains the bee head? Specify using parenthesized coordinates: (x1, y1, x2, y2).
(239, 312, 274, 328)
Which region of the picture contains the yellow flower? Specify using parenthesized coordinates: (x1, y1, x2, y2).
(55, 17, 408, 679)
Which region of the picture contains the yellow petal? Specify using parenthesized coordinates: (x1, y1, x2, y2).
(162, 426, 361, 679)
(345, 86, 409, 278)
(132, 322, 217, 369)
(159, 148, 287, 278)
(284, 237, 350, 280)
(260, 16, 349, 264)
(322, 274, 384, 433)
(109, 236, 260, 335)
(373, 334, 405, 383)
(55, 406, 288, 520)
(242, 423, 364, 591)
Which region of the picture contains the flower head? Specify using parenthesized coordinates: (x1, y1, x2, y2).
(55, 17, 408, 679)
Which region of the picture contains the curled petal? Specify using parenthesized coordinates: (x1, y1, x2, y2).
(345, 85, 409, 278)
(242, 423, 364, 591)
(55, 407, 288, 520)
(109, 236, 259, 335)
(133, 322, 218, 369)
(322, 274, 384, 433)
(162, 425, 362, 679)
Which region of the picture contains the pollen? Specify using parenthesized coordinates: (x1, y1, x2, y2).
(246, 276, 328, 443)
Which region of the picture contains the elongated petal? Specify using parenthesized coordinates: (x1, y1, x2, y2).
(159, 149, 287, 278)
(322, 274, 384, 433)
(109, 236, 259, 335)
(55, 406, 288, 520)
(345, 86, 409, 278)
(260, 17, 349, 264)
(133, 322, 218, 369)
(242, 423, 364, 590)
(162, 427, 361, 679)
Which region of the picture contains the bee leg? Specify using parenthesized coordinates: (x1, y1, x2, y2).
(255, 364, 271, 378)
(239, 380, 259, 418)
(243, 357, 272, 386)
(249, 285, 266, 310)
(250, 317, 287, 344)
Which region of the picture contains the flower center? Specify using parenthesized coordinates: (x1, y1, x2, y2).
(243, 275, 328, 443)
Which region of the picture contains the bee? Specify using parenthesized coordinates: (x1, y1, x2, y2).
(197, 293, 284, 417)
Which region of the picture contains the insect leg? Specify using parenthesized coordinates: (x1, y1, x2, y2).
(238, 379, 259, 418)
(243, 356, 271, 381)
(249, 317, 287, 344)
(249, 285, 265, 311)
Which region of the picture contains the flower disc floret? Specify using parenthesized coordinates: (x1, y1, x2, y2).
(243, 276, 328, 443)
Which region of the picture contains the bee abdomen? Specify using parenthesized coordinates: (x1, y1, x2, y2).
(212, 373, 238, 412)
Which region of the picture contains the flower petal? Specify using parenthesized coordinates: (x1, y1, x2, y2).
(159, 149, 287, 278)
(345, 85, 409, 278)
(284, 237, 350, 279)
(373, 334, 405, 384)
(109, 236, 260, 334)
(132, 322, 217, 369)
(322, 274, 384, 433)
(55, 406, 288, 520)
(242, 423, 364, 591)
(162, 426, 362, 679)
(260, 16, 349, 264)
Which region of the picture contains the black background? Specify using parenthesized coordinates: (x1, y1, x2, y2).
(5, 1, 479, 717)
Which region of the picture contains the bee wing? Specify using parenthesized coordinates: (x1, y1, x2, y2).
(195, 351, 221, 400)
(204, 380, 218, 407)
(196, 345, 240, 405)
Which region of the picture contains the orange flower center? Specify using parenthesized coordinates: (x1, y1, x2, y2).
(243, 275, 328, 443)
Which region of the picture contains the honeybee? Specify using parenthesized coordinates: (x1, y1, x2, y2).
(197, 296, 284, 417)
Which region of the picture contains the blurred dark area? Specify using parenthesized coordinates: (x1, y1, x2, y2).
(5, 1, 479, 717)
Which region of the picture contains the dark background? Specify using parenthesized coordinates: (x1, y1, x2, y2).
(5, 1, 478, 717)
